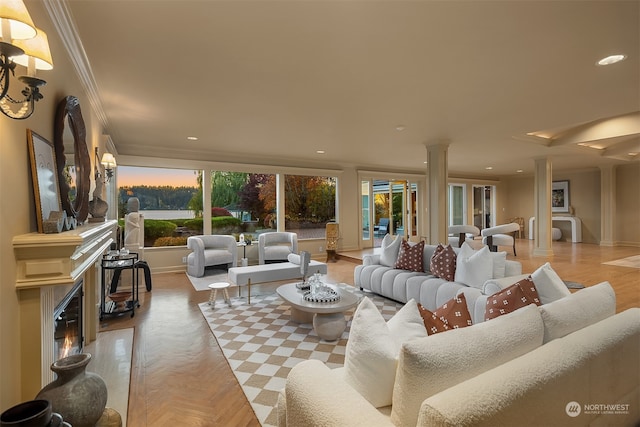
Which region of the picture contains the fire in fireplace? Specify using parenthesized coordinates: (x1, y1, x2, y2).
(53, 280, 84, 360)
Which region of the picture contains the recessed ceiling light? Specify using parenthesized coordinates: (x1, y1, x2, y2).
(629, 152, 638, 157)
(423, 161, 428, 164)
(187, 136, 198, 141)
(316, 150, 325, 154)
(485, 166, 493, 170)
(597, 54, 626, 66)
(395, 125, 406, 131)
(516, 169, 523, 173)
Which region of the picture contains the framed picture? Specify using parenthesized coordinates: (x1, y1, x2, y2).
(552, 180, 570, 213)
(27, 130, 62, 233)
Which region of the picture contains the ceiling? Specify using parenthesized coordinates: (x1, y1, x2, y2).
(51, 0, 639, 177)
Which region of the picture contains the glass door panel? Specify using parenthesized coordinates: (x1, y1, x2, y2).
(362, 177, 421, 248)
(361, 180, 372, 245)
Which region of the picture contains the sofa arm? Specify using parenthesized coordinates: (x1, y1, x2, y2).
(362, 254, 381, 266)
(283, 360, 392, 427)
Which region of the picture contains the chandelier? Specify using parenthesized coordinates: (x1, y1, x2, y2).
(0, 0, 53, 120)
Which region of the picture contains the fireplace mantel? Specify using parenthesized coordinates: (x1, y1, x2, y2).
(13, 220, 117, 399)
(13, 220, 117, 289)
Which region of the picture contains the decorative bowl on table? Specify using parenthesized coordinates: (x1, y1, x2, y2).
(108, 291, 132, 303)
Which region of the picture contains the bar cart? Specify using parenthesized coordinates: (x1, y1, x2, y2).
(100, 251, 140, 320)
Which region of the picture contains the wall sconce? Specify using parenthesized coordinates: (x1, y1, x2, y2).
(100, 152, 117, 182)
(0, 0, 54, 120)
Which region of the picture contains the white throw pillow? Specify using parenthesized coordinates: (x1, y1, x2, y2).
(539, 281, 616, 343)
(454, 243, 493, 289)
(530, 262, 571, 304)
(343, 298, 427, 408)
(380, 234, 402, 267)
(490, 251, 507, 278)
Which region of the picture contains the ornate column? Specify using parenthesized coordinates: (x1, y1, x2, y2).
(599, 165, 616, 246)
(533, 157, 553, 256)
(425, 142, 449, 245)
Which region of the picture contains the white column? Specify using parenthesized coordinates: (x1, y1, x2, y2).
(599, 165, 616, 246)
(425, 143, 449, 245)
(203, 168, 212, 235)
(533, 157, 553, 256)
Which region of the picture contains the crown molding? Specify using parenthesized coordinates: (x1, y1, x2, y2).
(44, 0, 109, 132)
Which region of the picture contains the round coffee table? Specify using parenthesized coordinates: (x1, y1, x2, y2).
(276, 283, 360, 341)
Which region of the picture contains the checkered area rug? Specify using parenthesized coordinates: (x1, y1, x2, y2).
(198, 284, 403, 426)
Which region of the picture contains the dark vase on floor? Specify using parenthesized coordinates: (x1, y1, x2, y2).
(36, 353, 107, 427)
(0, 399, 51, 426)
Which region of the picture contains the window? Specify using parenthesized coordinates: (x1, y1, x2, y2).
(208, 171, 276, 241)
(283, 175, 337, 240)
(449, 184, 465, 225)
(117, 166, 199, 247)
(117, 167, 336, 247)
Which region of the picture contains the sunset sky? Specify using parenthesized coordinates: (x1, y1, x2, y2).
(117, 166, 199, 187)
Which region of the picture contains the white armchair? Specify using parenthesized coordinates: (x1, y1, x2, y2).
(187, 235, 238, 277)
(448, 225, 480, 248)
(481, 223, 520, 255)
(258, 232, 298, 264)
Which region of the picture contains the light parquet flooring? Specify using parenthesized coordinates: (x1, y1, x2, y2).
(100, 240, 639, 426)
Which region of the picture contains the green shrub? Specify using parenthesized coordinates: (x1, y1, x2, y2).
(212, 216, 242, 228)
(153, 236, 187, 247)
(170, 218, 191, 227)
(184, 218, 204, 232)
(182, 216, 241, 233)
(144, 219, 178, 239)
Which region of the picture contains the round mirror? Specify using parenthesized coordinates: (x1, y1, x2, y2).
(54, 96, 91, 223)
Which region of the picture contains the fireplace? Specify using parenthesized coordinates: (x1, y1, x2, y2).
(53, 280, 84, 360)
(13, 220, 117, 399)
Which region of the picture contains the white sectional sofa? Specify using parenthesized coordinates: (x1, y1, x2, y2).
(354, 238, 522, 323)
(278, 282, 640, 426)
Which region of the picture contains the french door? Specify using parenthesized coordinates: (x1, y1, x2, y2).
(360, 177, 420, 248)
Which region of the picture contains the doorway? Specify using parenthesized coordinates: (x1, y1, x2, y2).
(472, 185, 495, 231)
(360, 178, 419, 248)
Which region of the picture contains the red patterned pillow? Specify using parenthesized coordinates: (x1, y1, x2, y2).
(418, 294, 473, 335)
(485, 276, 541, 321)
(429, 244, 457, 281)
(395, 240, 425, 272)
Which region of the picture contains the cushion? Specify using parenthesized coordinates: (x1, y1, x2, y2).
(379, 234, 402, 267)
(539, 281, 616, 343)
(395, 240, 425, 272)
(286, 253, 300, 264)
(418, 294, 473, 335)
(429, 244, 456, 281)
(343, 297, 427, 408)
(530, 262, 571, 304)
(490, 251, 507, 278)
(454, 243, 493, 289)
(485, 276, 541, 321)
(390, 304, 544, 427)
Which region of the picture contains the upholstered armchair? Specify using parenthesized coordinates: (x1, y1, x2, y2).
(187, 235, 238, 277)
(448, 225, 480, 248)
(481, 223, 520, 255)
(258, 232, 298, 264)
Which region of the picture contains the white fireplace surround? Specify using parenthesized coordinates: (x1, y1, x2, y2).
(13, 220, 117, 399)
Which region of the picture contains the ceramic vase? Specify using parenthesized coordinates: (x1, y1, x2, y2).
(36, 353, 107, 427)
